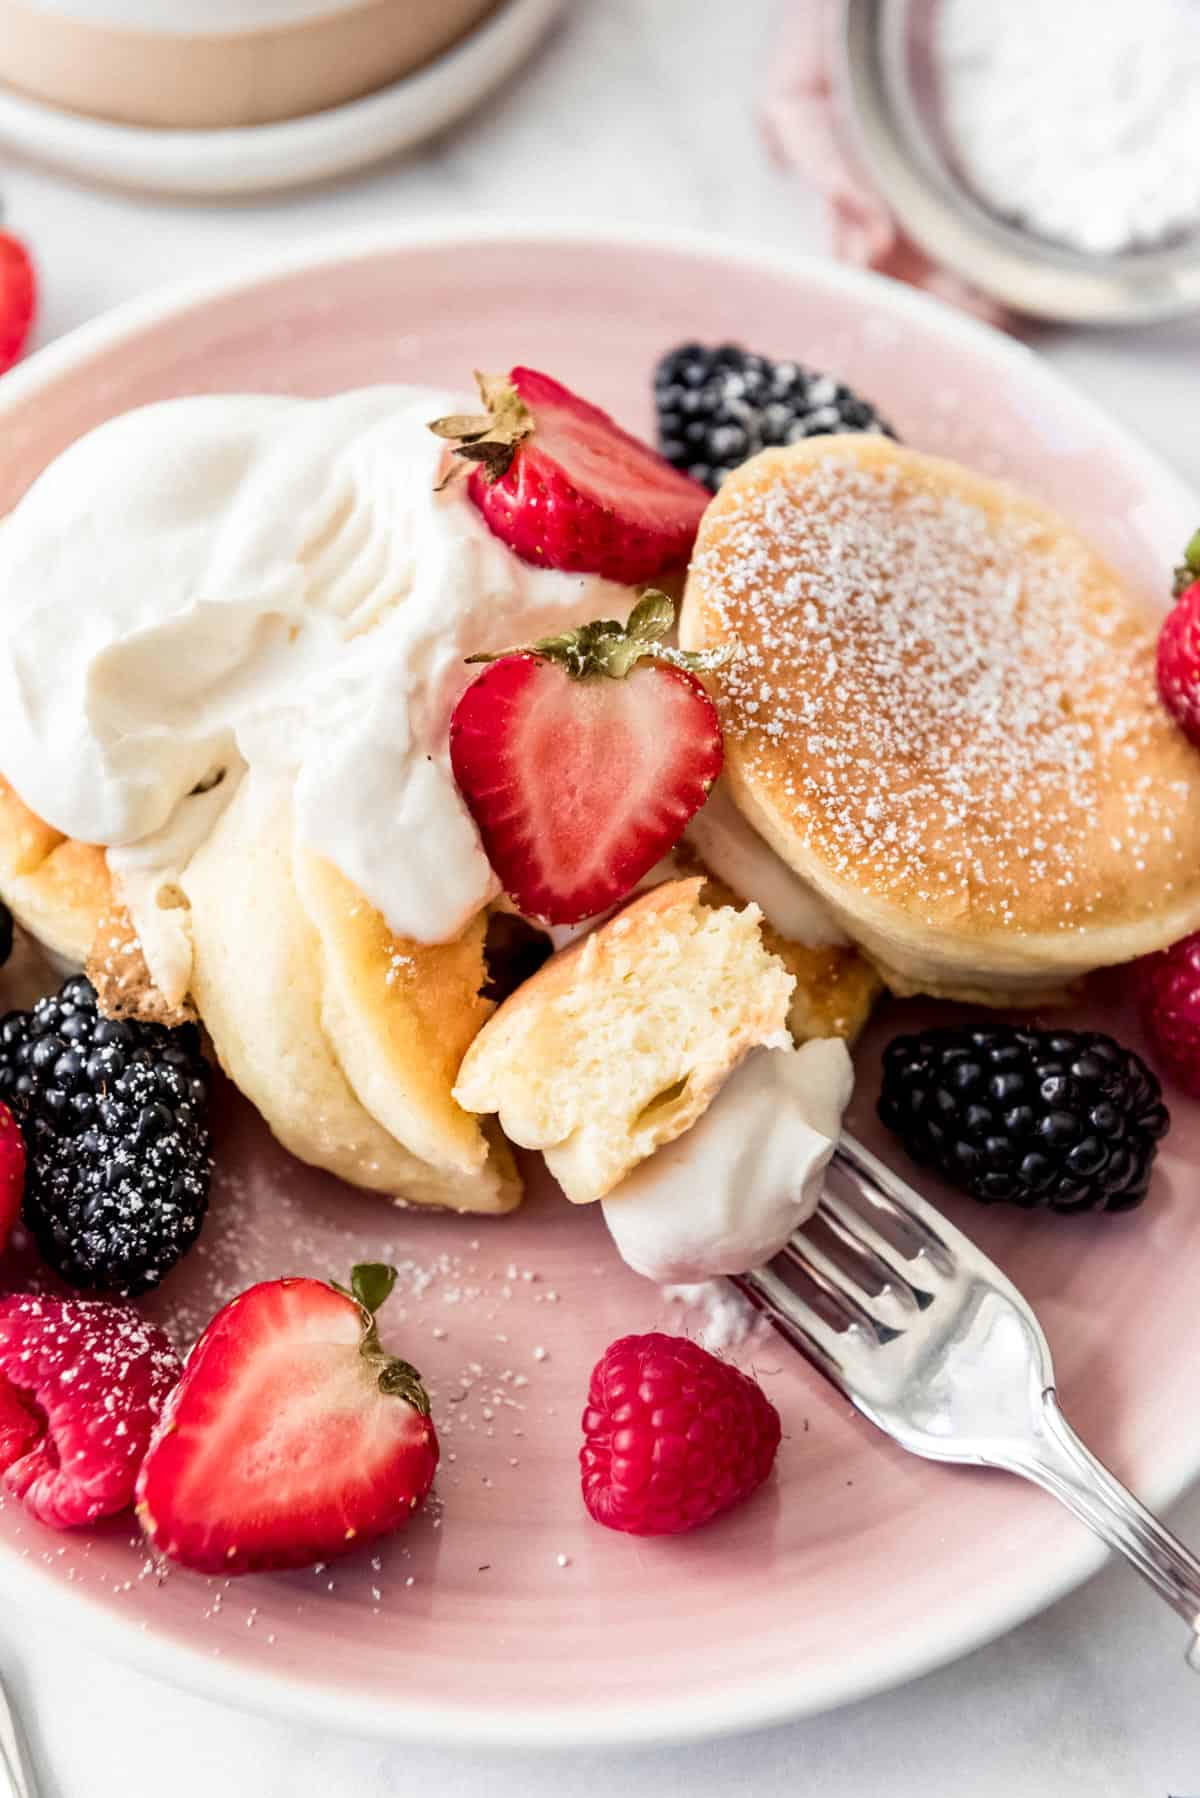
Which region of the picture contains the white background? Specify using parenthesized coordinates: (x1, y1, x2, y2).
(2, 2, 1200, 1793)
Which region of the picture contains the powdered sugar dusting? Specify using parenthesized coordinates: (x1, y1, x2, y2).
(0, 1294, 178, 1394)
(696, 450, 1189, 933)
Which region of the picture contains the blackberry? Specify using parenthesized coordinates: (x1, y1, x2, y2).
(878, 1025, 1169, 1215)
(0, 975, 213, 1295)
(653, 342, 895, 492)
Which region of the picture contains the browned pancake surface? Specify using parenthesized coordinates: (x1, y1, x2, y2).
(682, 437, 1200, 951)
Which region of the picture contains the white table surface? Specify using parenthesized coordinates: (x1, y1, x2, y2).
(2, 2, 1200, 1793)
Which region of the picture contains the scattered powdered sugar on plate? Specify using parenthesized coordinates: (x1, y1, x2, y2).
(0, 1122, 575, 1637)
(0, 998, 782, 1651)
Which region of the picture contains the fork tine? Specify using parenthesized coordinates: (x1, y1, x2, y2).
(741, 1144, 1200, 1664)
(734, 1265, 847, 1374)
(781, 1237, 902, 1343)
(833, 1136, 957, 1273)
(817, 1192, 934, 1312)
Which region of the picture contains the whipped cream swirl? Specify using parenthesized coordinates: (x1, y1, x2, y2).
(0, 388, 630, 957)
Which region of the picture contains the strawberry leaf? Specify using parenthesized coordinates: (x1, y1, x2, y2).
(427, 411, 494, 443)
(376, 1358, 429, 1408)
(465, 591, 734, 682)
(429, 372, 534, 489)
(625, 590, 675, 644)
(1174, 527, 1200, 598)
(350, 1262, 397, 1315)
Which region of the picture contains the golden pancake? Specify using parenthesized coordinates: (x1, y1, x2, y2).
(0, 775, 109, 971)
(182, 767, 518, 1212)
(0, 765, 517, 1211)
(292, 847, 500, 1181)
(454, 878, 796, 1204)
(680, 436, 1200, 1003)
(670, 840, 881, 1042)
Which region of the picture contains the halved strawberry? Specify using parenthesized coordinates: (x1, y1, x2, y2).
(430, 368, 709, 584)
(1158, 580, 1200, 747)
(450, 592, 726, 925)
(0, 232, 35, 375)
(1158, 527, 1200, 746)
(136, 1264, 438, 1575)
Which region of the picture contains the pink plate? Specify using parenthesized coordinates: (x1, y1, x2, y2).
(0, 224, 1196, 1747)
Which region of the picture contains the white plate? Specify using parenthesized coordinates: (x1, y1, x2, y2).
(0, 222, 1196, 1747)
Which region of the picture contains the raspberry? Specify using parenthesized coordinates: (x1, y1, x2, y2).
(580, 1332, 781, 1536)
(1156, 578, 1200, 748)
(1139, 931, 1200, 1099)
(0, 1294, 181, 1529)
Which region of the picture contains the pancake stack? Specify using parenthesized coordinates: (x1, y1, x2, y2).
(4, 430, 1191, 1211)
(680, 436, 1200, 1003)
(0, 763, 520, 1213)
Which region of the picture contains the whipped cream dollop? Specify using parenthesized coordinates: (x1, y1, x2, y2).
(601, 1037, 854, 1283)
(105, 769, 245, 1005)
(0, 388, 629, 969)
(683, 779, 846, 946)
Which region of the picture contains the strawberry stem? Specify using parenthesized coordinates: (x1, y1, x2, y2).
(429, 373, 533, 488)
(465, 591, 732, 682)
(1174, 528, 1200, 598)
(333, 1263, 431, 1416)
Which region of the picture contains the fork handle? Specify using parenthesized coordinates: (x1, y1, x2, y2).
(1015, 1391, 1200, 1668)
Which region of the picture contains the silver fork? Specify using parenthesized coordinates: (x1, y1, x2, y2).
(734, 1133, 1200, 1667)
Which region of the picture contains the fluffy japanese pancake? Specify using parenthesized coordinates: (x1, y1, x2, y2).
(0, 775, 110, 971)
(0, 774, 212, 1028)
(454, 878, 795, 1204)
(181, 767, 519, 1212)
(671, 842, 881, 1043)
(679, 435, 1200, 1004)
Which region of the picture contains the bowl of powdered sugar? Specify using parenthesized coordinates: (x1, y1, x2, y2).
(839, 0, 1200, 323)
